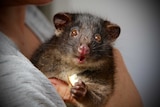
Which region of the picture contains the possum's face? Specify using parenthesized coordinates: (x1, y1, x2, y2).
(53, 13, 120, 66)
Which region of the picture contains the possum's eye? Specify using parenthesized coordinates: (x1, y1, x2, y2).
(94, 34, 102, 42)
(70, 29, 78, 37)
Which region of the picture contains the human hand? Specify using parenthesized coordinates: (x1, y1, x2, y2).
(49, 78, 77, 104)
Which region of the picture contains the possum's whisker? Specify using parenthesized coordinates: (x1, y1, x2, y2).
(92, 44, 112, 50)
(65, 43, 74, 47)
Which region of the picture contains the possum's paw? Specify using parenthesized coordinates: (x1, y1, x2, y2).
(70, 80, 87, 100)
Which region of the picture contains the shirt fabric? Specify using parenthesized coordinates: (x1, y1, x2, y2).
(0, 5, 66, 107)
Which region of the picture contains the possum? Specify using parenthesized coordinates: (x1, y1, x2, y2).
(31, 12, 120, 107)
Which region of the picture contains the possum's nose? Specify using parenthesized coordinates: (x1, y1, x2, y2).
(78, 44, 90, 55)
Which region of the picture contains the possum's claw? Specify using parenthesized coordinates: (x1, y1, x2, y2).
(70, 80, 87, 100)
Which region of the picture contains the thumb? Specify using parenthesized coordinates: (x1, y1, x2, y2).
(49, 77, 68, 86)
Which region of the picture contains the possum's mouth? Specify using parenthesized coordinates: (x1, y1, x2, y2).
(76, 55, 86, 64)
(79, 55, 85, 61)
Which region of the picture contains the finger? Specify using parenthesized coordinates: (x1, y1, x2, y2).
(49, 78, 68, 86)
(49, 78, 59, 85)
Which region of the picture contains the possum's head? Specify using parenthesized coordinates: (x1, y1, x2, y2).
(53, 13, 120, 66)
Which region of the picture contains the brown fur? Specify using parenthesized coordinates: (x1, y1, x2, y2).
(31, 12, 120, 107)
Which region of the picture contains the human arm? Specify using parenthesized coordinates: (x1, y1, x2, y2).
(105, 48, 143, 107)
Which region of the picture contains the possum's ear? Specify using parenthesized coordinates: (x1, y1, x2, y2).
(53, 13, 71, 29)
(105, 21, 121, 41)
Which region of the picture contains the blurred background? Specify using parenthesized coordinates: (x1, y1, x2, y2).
(39, 0, 160, 106)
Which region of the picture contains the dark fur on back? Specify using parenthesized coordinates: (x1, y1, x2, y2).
(31, 12, 120, 107)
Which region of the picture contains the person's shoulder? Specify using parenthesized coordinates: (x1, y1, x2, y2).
(0, 32, 19, 56)
(0, 52, 40, 81)
(0, 54, 66, 107)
